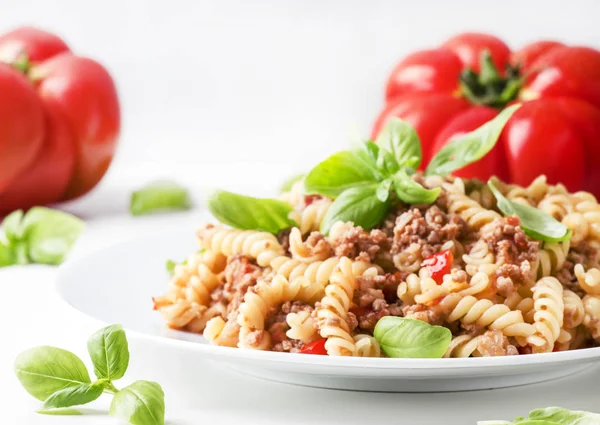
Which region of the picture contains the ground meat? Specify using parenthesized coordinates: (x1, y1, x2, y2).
(277, 228, 291, 253)
(476, 330, 519, 356)
(482, 217, 539, 296)
(210, 255, 261, 315)
(304, 231, 334, 259)
(401, 304, 444, 326)
(351, 274, 404, 332)
(391, 205, 467, 267)
(556, 241, 599, 295)
(329, 225, 390, 263)
(461, 323, 485, 337)
(267, 301, 314, 353)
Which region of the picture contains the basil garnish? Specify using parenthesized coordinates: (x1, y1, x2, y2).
(375, 117, 422, 169)
(425, 104, 520, 176)
(207, 190, 296, 235)
(14, 325, 165, 424)
(392, 169, 441, 205)
(320, 185, 389, 235)
(479, 407, 600, 425)
(373, 317, 452, 358)
(130, 180, 192, 216)
(487, 178, 571, 242)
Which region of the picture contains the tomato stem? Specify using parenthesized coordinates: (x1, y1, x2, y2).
(459, 50, 523, 108)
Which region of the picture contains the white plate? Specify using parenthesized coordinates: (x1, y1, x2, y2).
(56, 226, 600, 393)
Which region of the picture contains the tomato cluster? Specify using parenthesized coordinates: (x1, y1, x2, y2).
(0, 27, 119, 215)
(373, 33, 600, 198)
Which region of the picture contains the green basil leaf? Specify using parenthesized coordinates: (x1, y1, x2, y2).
(166, 259, 177, 275)
(37, 408, 83, 415)
(488, 179, 571, 242)
(208, 190, 296, 234)
(2, 209, 25, 241)
(130, 180, 192, 216)
(373, 317, 451, 358)
(425, 104, 520, 176)
(20, 208, 85, 265)
(87, 324, 129, 381)
(320, 185, 389, 235)
(14, 346, 91, 401)
(0, 240, 15, 267)
(42, 379, 106, 410)
(375, 117, 422, 169)
(280, 173, 305, 193)
(110, 380, 165, 425)
(526, 407, 600, 425)
(392, 169, 440, 204)
(304, 150, 380, 197)
(376, 179, 392, 203)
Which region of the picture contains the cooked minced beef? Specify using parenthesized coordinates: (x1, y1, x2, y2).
(304, 231, 335, 259)
(350, 274, 404, 332)
(267, 301, 314, 353)
(477, 330, 519, 356)
(556, 241, 599, 295)
(402, 303, 445, 326)
(210, 255, 261, 315)
(391, 205, 467, 264)
(329, 225, 390, 263)
(482, 217, 539, 296)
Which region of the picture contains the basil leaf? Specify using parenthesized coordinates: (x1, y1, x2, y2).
(2, 209, 25, 241)
(14, 346, 91, 401)
(373, 317, 451, 358)
(526, 407, 600, 425)
(488, 179, 571, 242)
(280, 173, 305, 193)
(375, 117, 422, 169)
(87, 324, 129, 381)
(208, 190, 296, 234)
(320, 185, 389, 235)
(130, 180, 192, 216)
(42, 379, 106, 410)
(304, 150, 380, 197)
(0, 240, 14, 267)
(166, 259, 177, 275)
(376, 179, 392, 203)
(357, 141, 399, 178)
(110, 380, 165, 425)
(37, 408, 83, 415)
(392, 169, 440, 204)
(21, 207, 85, 265)
(425, 104, 520, 176)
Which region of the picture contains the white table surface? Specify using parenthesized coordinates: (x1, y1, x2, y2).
(2, 162, 600, 425)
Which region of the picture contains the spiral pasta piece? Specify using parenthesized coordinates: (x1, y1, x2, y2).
(537, 193, 573, 221)
(197, 225, 284, 267)
(574, 264, 600, 295)
(503, 292, 535, 323)
(571, 191, 600, 240)
(204, 316, 240, 347)
(444, 335, 481, 358)
(582, 294, 600, 341)
(563, 289, 585, 329)
(353, 334, 381, 358)
(527, 277, 565, 352)
(445, 184, 501, 232)
(414, 272, 491, 307)
(315, 257, 379, 356)
(286, 310, 318, 343)
(533, 241, 570, 279)
(289, 198, 332, 234)
(279, 180, 305, 208)
(463, 240, 496, 277)
(468, 184, 496, 210)
(288, 227, 332, 263)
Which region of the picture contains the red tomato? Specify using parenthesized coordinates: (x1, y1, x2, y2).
(372, 93, 469, 166)
(422, 249, 454, 284)
(0, 26, 70, 63)
(33, 54, 120, 199)
(300, 338, 328, 355)
(510, 40, 564, 69)
(501, 100, 585, 191)
(0, 64, 45, 194)
(0, 106, 75, 214)
(441, 32, 511, 73)
(385, 49, 463, 101)
(431, 106, 508, 181)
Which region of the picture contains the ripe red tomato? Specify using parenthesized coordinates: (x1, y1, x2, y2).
(374, 33, 600, 198)
(300, 338, 328, 355)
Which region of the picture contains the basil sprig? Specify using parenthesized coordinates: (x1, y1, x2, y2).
(425, 104, 521, 176)
(14, 325, 165, 424)
(0, 207, 84, 267)
(130, 180, 192, 216)
(479, 407, 600, 425)
(488, 178, 571, 242)
(373, 317, 452, 358)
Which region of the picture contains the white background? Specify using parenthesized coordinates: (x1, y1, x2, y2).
(1, 1, 600, 423)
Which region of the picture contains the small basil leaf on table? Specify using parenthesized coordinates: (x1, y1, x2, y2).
(165, 259, 177, 275)
(320, 185, 389, 235)
(110, 380, 165, 425)
(526, 407, 600, 424)
(0, 240, 15, 267)
(21, 207, 85, 265)
(392, 169, 440, 204)
(375, 117, 422, 169)
(2, 209, 25, 241)
(373, 317, 452, 358)
(280, 173, 305, 193)
(87, 324, 130, 381)
(425, 104, 521, 176)
(376, 179, 393, 203)
(14, 346, 91, 401)
(208, 190, 296, 234)
(304, 150, 381, 197)
(42, 379, 107, 410)
(130, 180, 192, 216)
(488, 179, 571, 242)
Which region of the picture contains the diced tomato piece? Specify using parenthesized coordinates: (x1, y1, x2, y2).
(303, 194, 322, 206)
(507, 215, 520, 227)
(300, 338, 328, 355)
(422, 249, 454, 284)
